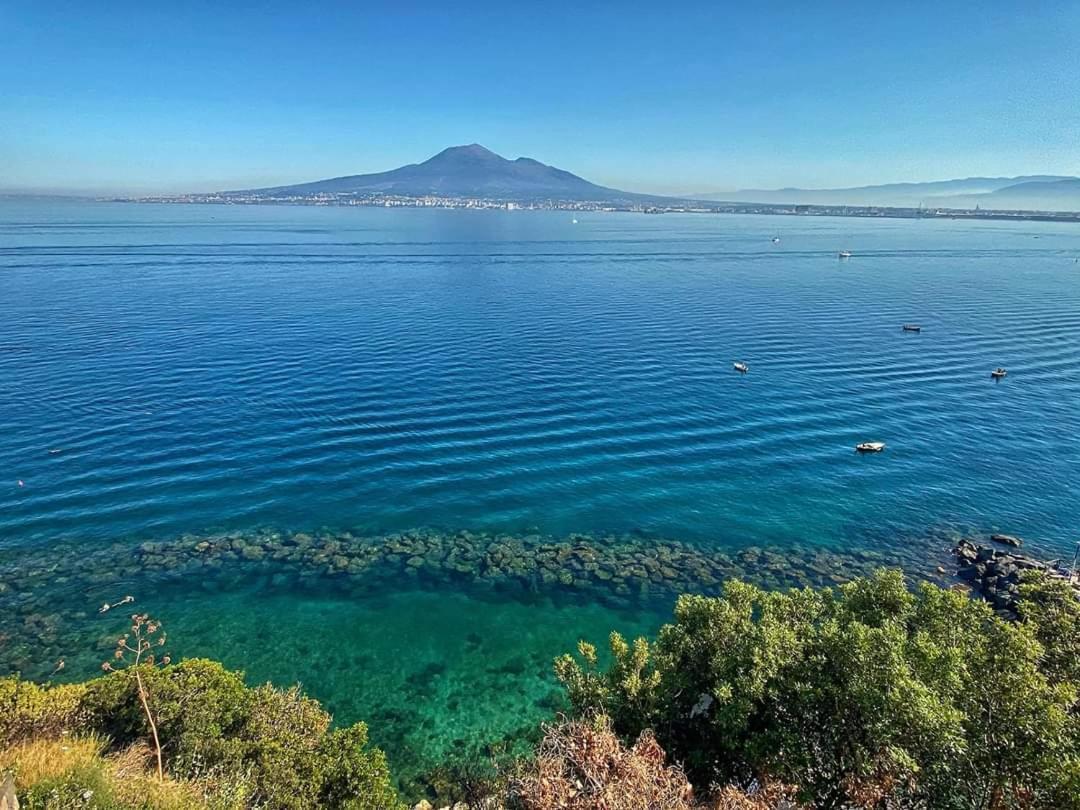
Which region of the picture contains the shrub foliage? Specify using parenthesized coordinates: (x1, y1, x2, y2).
(1, 659, 402, 809)
(4, 571, 1078, 808)
(555, 570, 1080, 809)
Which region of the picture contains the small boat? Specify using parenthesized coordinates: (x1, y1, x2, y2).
(855, 442, 886, 453)
(733, 362, 749, 373)
(902, 324, 921, 332)
(991, 368, 1007, 379)
(571, 218, 578, 224)
(771, 235, 781, 244)
(838, 250, 852, 259)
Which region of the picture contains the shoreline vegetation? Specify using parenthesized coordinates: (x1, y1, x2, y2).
(2, 568, 1078, 808)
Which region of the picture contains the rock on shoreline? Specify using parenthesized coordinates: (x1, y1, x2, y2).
(952, 538, 1078, 618)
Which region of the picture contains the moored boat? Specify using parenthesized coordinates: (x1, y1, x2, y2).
(902, 324, 921, 332)
(855, 441, 885, 452)
(733, 361, 749, 373)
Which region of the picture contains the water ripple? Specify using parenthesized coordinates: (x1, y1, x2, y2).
(1, 202, 1079, 558)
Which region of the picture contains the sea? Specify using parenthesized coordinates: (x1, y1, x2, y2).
(1, 200, 1078, 794)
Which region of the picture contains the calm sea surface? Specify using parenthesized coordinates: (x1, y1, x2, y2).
(2, 201, 1079, 792)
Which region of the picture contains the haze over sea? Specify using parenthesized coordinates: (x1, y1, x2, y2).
(2, 200, 1079, 790)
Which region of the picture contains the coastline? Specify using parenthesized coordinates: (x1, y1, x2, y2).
(0, 522, 955, 792)
(3, 523, 1074, 800)
(100, 195, 1080, 224)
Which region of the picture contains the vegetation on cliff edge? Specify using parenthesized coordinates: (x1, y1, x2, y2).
(0, 659, 402, 809)
(2, 570, 1078, 808)
(555, 570, 1080, 808)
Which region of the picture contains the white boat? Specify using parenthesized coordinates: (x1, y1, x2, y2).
(771, 235, 781, 244)
(733, 362, 749, 373)
(991, 368, 1007, 379)
(838, 250, 853, 259)
(855, 441, 886, 453)
(902, 324, 921, 332)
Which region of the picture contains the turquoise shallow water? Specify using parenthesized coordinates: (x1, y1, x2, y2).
(152, 586, 656, 776)
(1, 201, 1079, 794)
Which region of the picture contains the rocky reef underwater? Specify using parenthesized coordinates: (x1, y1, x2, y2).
(2, 523, 1069, 798)
(0, 523, 969, 678)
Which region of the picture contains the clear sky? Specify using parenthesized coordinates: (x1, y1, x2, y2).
(3, 1, 1079, 195)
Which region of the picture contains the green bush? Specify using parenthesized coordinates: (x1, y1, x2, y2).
(85, 660, 402, 809)
(235, 684, 331, 808)
(82, 659, 250, 768)
(556, 570, 1080, 809)
(317, 723, 402, 810)
(0, 676, 89, 747)
(1019, 574, 1080, 686)
(3, 659, 401, 809)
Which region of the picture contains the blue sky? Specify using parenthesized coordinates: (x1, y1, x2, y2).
(2, 1, 1079, 194)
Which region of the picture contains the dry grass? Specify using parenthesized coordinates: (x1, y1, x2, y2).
(0, 735, 104, 789)
(509, 715, 695, 810)
(507, 717, 805, 810)
(0, 736, 249, 809)
(105, 742, 203, 809)
(707, 782, 804, 810)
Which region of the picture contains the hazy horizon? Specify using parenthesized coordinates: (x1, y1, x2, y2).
(2, 149, 1077, 203)
(4, 3, 1079, 196)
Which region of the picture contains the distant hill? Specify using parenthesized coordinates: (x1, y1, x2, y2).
(219, 148, 1080, 212)
(979, 177, 1080, 210)
(693, 175, 1080, 210)
(231, 144, 651, 202)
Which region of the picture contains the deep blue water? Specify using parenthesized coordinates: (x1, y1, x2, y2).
(3, 201, 1078, 554)
(2, 200, 1079, 792)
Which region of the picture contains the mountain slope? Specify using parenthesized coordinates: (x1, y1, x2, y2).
(982, 177, 1080, 209)
(692, 176, 1078, 208)
(225, 149, 1080, 211)
(232, 144, 640, 201)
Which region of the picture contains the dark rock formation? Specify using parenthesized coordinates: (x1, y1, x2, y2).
(952, 538, 1077, 618)
(0, 525, 912, 681)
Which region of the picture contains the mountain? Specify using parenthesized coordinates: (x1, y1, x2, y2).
(231, 144, 645, 202)
(692, 176, 1079, 209)
(224, 148, 1080, 212)
(978, 177, 1080, 210)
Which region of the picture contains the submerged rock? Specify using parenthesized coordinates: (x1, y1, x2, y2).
(0, 522, 939, 682)
(990, 533, 1023, 548)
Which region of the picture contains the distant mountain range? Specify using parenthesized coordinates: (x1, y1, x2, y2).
(694, 175, 1080, 211)
(221, 146, 1079, 212)
(232, 144, 655, 203)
